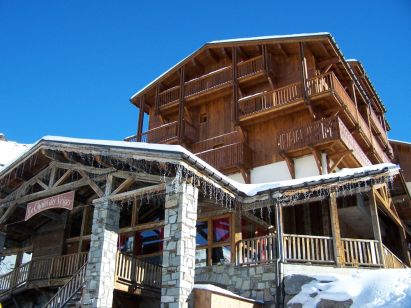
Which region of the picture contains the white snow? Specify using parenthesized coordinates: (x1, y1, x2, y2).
(0, 140, 30, 171)
(288, 269, 411, 308)
(0, 136, 399, 198)
(389, 139, 411, 146)
(194, 284, 263, 303)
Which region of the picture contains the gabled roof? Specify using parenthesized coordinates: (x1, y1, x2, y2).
(130, 32, 334, 101)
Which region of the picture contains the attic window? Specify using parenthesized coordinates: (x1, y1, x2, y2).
(200, 113, 208, 124)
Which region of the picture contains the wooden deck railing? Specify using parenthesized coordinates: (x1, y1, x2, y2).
(383, 245, 407, 269)
(237, 56, 264, 79)
(158, 85, 180, 108)
(238, 82, 303, 117)
(277, 116, 371, 166)
(372, 133, 391, 163)
(342, 238, 380, 267)
(283, 234, 334, 264)
(43, 262, 87, 308)
(236, 234, 277, 265)
(195, 142, 252, 171)
(185, 66, 232, 97)
(369, 108, 387, 141)
(115, 252, 162, 289)
(192, 131, 240, 154)
(137, 121, 197, 144)
(0, 252, 88, 297)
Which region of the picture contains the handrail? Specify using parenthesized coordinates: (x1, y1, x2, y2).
(283, 234, 334, 264)
(382, 244, 407, 269)
(158, 85, 180, 108)
(185, 66, 232, 97)
(237, 55, 264, 79)
(0, 261, 30, 294)
(341, 238, 380, 266)
(43, 262, 88, 308)
(236, 233, 277, 265)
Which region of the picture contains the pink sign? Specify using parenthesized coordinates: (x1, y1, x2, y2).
(25, 191, 75, 221)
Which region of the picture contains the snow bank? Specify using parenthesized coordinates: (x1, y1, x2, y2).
(288, 269, 411, 308)
(194, 284, 263, 303)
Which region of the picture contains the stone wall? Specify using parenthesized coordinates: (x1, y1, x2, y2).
(195, 263, 277, 307)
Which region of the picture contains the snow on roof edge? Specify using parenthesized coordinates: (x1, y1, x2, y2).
(0, 136, 399, 198)
(389, 139, 411, 146)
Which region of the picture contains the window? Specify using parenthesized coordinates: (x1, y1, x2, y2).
(200, 113, 208, 124)
(195, 215, 231, 267)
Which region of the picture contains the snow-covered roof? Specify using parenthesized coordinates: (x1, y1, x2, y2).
(0, 136, 399, 198)
(0, 140, 31, 171)
(130, 32, 332, 100)
(390, 139, 411, 146)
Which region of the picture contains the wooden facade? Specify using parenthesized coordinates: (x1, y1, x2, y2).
(127, 34, 393, 182)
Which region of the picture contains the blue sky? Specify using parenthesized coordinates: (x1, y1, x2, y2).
(0, 0, 410, 144)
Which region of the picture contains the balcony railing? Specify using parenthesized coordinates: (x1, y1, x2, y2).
(195, 142, 252, 171)
(185, 66, 232, 98)
(372, 133, 391, 163)
(0, 252, 88, 297)
(158, 86, 180, 108)
(126, 121, 197, 144)
(235, 234, 407, 269)
(237, 56, 264, 79)
(238, 82, 303, 117)
(192, 131, 240, 154)
(342, 238, 380, 267)
(277, 116, 372, 166)
(115, 252, 162, 289)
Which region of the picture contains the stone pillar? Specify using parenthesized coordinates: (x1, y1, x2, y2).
(161, 183, 198, 308)
(82, 199, 120, 307)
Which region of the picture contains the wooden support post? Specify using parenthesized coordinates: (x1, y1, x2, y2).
(369, 187, 385, 267)
(232, 47, 239, 126)
(155, 84, 160, 114)
(178, 67, 185, 141)
(137, 96, 145, 142)
(303, 204, 311, 234)
(329, 192, 344, 266)
(321, 201, 331, 236)
(231, 211, 242, 264)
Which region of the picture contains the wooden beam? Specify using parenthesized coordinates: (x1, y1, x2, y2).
(48, 167, 57, 188)
(281, 153, 295, 179)
(53, 170, 72, 187)
(328, 154, 346, 173)
(178, 67, 185, 141)
(206, 48, 219, 63)
(242, 211, 271, 229)
(79, 170, 104, 198)
(36, 179, 49, 190)
(232, 47, 239, 125)
(318, 57, 339, 69)
(329, 192, 344, 266)
(369, 187, 385, 267)
(93, 183, 166, 203)
(137, 96, 145, 141)
(54, 162, 116, 175)
(310, 148, 323, 175)
(275, 43, 288, 57)
(111, 176, 134, 196)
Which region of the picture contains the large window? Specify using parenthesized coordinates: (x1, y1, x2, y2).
(195, 215, 231, 267)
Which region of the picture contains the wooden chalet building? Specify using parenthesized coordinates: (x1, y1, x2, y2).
(0, 33, 411, 308)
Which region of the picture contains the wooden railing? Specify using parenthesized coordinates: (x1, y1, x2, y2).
(158, 86, 180, 108)
(115, 252, 162, 289)
(238, 82, 303, 117)
(342, 238, 380, 267)
(185, 66, 232, 97)
(277, 116, 371, 166)
(237, 56, 264, 79)
(338, 118, 372, 166)
(372, 133, 391, 163)
(195, 142, 252, 171)
(43, 262, 87, 308)
(236, 234, 277, 265)
(192, 131, 240, 154)
(0, 253, 88, 297)
(138, 121, 197, 144)
(0, 262, 30, 293)
(369, 108, 387, 141)
(383, 245, 407, 269)
(283, 234, 334, 264)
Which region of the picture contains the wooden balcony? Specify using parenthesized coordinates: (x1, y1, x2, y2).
(195, 142, 252, 173)
(235, 233, 407, 269)
(237, 55, 265, 81)
(0, 251, 161, 301)
(238, 82, 304, 118)
(185, 66, 232, 99)
(125, 121, 197, 144)
(115, 252, 162, 293)
(277, 116, 372, 167)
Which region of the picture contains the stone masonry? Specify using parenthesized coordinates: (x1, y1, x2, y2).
(81, 200, 120, 307)
(195, 263, 278, 307)
(161, 182, 198, 308)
